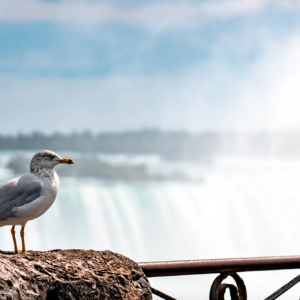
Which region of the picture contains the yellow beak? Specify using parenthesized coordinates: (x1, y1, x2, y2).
(59, 158, 75, 165)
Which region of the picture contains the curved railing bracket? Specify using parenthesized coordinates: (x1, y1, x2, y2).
(209, 272, 247, 300)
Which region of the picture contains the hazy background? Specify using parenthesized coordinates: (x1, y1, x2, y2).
(2, 0, 300, 133)
(2, 0, 300, 299)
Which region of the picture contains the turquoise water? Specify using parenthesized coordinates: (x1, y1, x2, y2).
(1, 152, 300, 298)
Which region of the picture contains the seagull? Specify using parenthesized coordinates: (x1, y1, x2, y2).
(0, 150, 74, 253)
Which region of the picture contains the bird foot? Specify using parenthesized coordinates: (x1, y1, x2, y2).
(14, 249, 21, 254)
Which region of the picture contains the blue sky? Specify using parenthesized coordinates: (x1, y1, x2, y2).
(1, 0, 300, 133)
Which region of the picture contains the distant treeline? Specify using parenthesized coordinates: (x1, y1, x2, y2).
(7, 156, 191, 181)
(0, 130, 300, 159)
(0, 130, 217, 161)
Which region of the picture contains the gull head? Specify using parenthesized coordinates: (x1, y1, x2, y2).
(30, 150, 75, 173)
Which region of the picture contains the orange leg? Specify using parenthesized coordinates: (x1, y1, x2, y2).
(11, 226, 20, 253)
(20, 226, 30, 254)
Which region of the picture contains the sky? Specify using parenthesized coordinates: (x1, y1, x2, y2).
(1, 0, 300, 134)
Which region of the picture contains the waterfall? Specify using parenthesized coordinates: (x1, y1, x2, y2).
(0, 152, 300, 298)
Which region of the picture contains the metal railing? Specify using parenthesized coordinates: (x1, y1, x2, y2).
(139, 255, 300, 300)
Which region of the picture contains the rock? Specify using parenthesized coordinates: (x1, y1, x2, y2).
(0, 249, 152, 300)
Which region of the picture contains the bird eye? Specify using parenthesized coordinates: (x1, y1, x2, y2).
(47, 155, 52, 159)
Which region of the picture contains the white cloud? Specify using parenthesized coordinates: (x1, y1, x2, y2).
(0, 0, 286, 31)
(1, 1, 300, 133)
(2, 34, 300, 134)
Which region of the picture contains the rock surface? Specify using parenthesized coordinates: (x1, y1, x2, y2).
(0, 249, 152, 300)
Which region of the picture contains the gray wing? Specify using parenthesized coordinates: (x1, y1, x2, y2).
(0, 174, 43, 221)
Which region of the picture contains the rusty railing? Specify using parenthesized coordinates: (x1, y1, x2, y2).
(139, 255, 300, 300)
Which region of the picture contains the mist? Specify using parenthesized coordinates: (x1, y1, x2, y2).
(1, 1, 300, 299)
